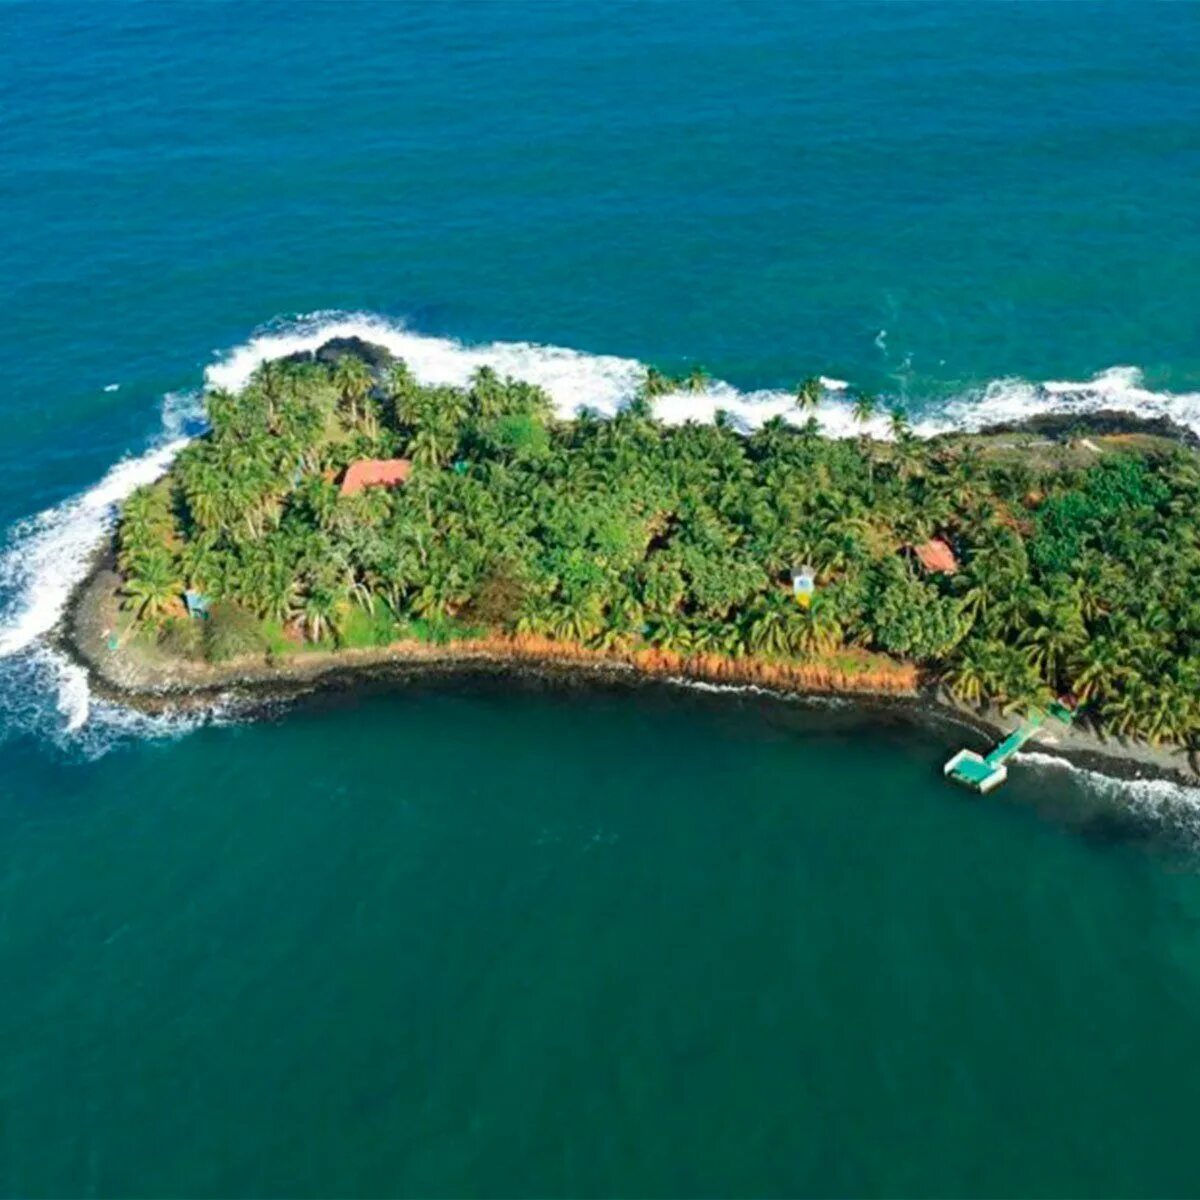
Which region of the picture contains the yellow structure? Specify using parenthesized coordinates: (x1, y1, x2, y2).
(791, 564, 816, 608)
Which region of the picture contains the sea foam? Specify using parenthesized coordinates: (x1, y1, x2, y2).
(3, 308, 1200, 759)
(206, 311, 1200, 441)
(1018, 750, 1200, 842)
(0, 387, 205, 753)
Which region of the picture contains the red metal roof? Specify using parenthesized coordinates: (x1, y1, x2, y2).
(339, 458, 412, 497)
(914, 537, 958, 574)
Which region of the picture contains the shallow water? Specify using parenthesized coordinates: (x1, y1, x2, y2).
(3, 3, 1200, 1194)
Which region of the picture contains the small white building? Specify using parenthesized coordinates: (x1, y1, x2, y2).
(790, 564, 816, 606)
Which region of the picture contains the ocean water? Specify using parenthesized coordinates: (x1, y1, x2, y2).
(3, 3, 1200, 1194)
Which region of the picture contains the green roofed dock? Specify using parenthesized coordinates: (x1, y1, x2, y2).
(945, 700, 1077, 793)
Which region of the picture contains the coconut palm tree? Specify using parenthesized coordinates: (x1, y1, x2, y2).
(641, 367, 675, 399)
(945, 644, 990, 706)
(745, 594, 792, 657)
(852, 391, 878, 487)
(788, 597, 843, 658)
(1068, 637, 1121, 702)
(852, 390, 877, 433)
(301, 584, 342, 643)
(123, 549, 181, 621)
(177, 534, 220, 592)
(408, 420, 458, 469)
(795, 377, 822, 415)
(333, 355, 373, 428)
(1021, 598, 1087, 688)
(469, 365, 508, 421)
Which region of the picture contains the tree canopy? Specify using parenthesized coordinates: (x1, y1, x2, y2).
(116, 347, 1200, 749)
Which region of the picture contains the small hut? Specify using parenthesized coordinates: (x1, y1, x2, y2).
(339, 458, 413, 497)
(913, 537, 958, 575)
(184, 590, 210, 619)
(790, 564, 817, 607)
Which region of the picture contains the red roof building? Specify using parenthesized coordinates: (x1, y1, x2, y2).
(339, 458, 413, 497)
(914, 537, 958, 575)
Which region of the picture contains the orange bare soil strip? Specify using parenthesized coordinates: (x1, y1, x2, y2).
(384, 633, 919, 696)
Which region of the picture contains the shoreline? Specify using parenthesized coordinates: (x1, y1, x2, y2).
(58, 550, 1200, 793)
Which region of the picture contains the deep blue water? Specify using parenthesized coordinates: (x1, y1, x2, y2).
(3, 3, 1199, 523)
(3, 4, 1200, 1195)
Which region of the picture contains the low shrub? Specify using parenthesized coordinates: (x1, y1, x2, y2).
(336, 603, 400, 650)
(158, 616, 204, 660)
(204, 602, 267, 663)
(406, 615, 480, 645)
(260, 619, 298, 664)
(460, 561, 527, 629)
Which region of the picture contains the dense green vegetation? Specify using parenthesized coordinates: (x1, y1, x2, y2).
(115, 346, 1200, 747)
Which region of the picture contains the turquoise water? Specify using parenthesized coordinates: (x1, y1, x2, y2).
(3, 4, 1200, 1194)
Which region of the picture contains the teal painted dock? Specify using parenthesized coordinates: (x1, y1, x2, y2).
(945, 701, 1077, 793)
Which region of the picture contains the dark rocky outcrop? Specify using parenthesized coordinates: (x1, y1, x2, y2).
(315, 336, 394, 372)
(980, 408, 1198, 448)
(278, 337, 395, 376)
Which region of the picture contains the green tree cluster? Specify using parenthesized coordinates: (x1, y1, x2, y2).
(116, 350, 1200, 747)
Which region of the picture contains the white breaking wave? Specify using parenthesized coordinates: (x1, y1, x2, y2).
(205, 311, 646, 419)
(0, 639, 235, 759)
(55, 656, 91, 733)
(929, 365, 1200, 441)
(0, 436, 188, 658)
(664, 676, 852, 708)
(204, 313, 883, 436)
(0, 388, 201, 662)
(1018, 750, 1200, 841)
(0, 387, 206, 753)
(206, 311, 1200, 442)
(3, 307, 1200, 758)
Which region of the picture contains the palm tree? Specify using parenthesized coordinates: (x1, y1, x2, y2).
(949, 444, 984, 509)
(641, 367, 675, 399)
(302, 586, 341, 643)
(788, 598, 843, 658)
(945, 644, 990, 706)
(745, 595, 791, 657)
(177, 534, 220, 591)
(333, 355, 373, 428)
(852, 391, 878, 487)
(408, 420, 458, 469)
(852, 390, 877, 432)
(1021, 599, 1087, 689)
(686, 366, 710, 393)
(123, 549, 181, 621)
(470, 365, 508, 421)
(795, 377, 822, 415)
(261, 556, 302, 625)
(1070, 636, 1125, 702)
(252, 359, 287, 428)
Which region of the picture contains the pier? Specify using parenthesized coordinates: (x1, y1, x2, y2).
(945, 701, 1077, 793)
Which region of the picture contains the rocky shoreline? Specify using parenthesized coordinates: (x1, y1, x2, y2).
(57, 544, 1200, 792)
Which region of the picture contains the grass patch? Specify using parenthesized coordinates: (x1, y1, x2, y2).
(336, 602, 402, 650)
(261, 619, 297, 661)
(158, 616, 204, 660)
(402, 615, 484, 645)
(204, 602, 267, 663)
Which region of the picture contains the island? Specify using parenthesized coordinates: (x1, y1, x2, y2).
(64, 338, 1200, 782)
